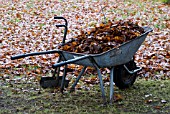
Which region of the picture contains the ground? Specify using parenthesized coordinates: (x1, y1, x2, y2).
(0, 74, 170, 114)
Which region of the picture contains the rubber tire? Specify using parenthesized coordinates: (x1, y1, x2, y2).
(114, 60, 137, 89)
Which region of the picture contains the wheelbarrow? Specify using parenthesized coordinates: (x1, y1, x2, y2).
(11, 16, 153, 104)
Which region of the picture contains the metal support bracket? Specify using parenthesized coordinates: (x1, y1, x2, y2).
(110, 67, 114, 104)
(94, 64, 107, 105)
(123, 65, 142, 74)
(70, 66, 87, 92)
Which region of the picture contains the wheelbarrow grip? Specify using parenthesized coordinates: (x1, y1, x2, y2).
(54, 16, 65, 20)
(11, 50, 61, 60)
(11, 54, 27, 60)
(54, 16, 68, 26)
(52, 55, 90, 68)
(56, 25, 66, 28)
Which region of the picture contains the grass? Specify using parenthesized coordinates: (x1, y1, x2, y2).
(152, 0, 170, 3)
(0, 76, 170, 114)
(161, 0, 170, 3)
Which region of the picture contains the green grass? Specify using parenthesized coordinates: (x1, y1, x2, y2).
(151, 0, 170, 3)
(161, 0, 170, 3)
(0, 77, 169, 114)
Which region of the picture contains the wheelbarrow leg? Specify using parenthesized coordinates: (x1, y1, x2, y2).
(110, 67, 114, 104)
(53, 56, 62, 81)
(70, 66, 87, 92)
(94, 65, 107, 105)
(60, 65, 68, 93)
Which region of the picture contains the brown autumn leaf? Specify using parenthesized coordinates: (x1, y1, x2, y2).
(0, 0, 169, 80)
(0, 90, 2, 95)
(75, 14, 79, 20)
(59, 20, 144, 54)
(16, 13, 22, 19)
(114, 93, 123, 102)
(154, 106, 161, 110)
(68, 64, 76, 69)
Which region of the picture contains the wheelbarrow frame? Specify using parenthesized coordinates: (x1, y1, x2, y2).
(11, 16, 153, 104)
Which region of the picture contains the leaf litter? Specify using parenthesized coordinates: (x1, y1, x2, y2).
(59, 20, 144, 54)
(0, 0, 170, 89)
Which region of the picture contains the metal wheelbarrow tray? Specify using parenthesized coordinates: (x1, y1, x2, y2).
(11, 16, 152, 104)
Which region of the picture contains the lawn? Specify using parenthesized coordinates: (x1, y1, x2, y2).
(0, 76, 170, 113)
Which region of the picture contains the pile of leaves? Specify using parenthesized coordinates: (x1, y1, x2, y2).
(59, 20, 144, 54)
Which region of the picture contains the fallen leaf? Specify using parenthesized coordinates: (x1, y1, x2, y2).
(154, 106, 161, 110)
(16, 13, 22, 19)
(114, 94, 123, 102)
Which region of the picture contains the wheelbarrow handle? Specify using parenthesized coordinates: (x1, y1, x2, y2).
(11, 54, 28, 60)
(54, 16, 68, 44)
(52, 55, 90, 68)
(11, 50, 61, 60)
(54, 16, 65, 19)
(56, 24, 67, 28)
(54, 16, 68, 26)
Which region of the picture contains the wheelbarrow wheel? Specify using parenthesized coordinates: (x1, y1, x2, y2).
(114, 60, 137, 89)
